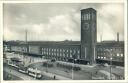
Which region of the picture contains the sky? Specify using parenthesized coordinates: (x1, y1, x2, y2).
(3, 3, 124, 42)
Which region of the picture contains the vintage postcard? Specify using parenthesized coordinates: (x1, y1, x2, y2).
(0, 0, 127, 83)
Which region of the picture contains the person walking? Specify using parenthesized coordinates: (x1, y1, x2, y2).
(53, 75, 56, 80)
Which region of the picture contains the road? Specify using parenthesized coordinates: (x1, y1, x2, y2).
(4, 52, 124, 80)
(3, 71, 23, 80)
(29, 62, 92, 80)
(3, 63, 54, 80)
(3, 64, 36, 80)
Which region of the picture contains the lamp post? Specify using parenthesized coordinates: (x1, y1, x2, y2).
(46, 55, 48, 72)
(106, 49, 112, 80)
(35, 68, 37, 79)
(110, 54, 112, 80)
(72, 62, 74, 80)
(71, 57, 77, 80)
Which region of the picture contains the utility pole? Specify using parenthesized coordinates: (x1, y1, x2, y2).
(100, 34, 102, 42)
(106, 49, 112, 80)
(25, 29, 27, 43)
(117, 32, 119, 42)
(24, 29, 28, 63)
(25, 29, 28, 54)
(72, 54, 77, 80)
(72, 61, 74, 80)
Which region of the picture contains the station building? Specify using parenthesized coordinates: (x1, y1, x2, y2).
(96, 41, 124, 66)
(3, 8, 124, 66)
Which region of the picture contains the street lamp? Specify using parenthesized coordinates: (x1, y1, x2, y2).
(110, 55, 113, 80)
(46, 55, 48, 72)
(106, 49, 112, 80)
(46, 60, 48, 72)
(71, 57, 77, 80)
(71, 61, 74, 80)
(35, 68, 37, 79)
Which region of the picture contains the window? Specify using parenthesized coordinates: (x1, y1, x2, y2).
(63, 53, 65, 57)
(86, 14, 88, 20)
(110, 48, 112, 51)
(98, 56, 100, 59)
(88, 14, 90, 20)
(82, 15, 84, 20)
(73, 50, 76, 54)
(77, 50, 80, 54)
(70, 50, 72, 53)
(60, 53, 62, 56)
(84, 14, 87, 20)
(66, 54, 68, 57)
(117, 53, 119, 56)
(57, 53, 59, 56)
(77, 55, 80, 59)
(70, 54, 72, 58)
(67, 50, 68, 52)
(121, 54, 123, 57)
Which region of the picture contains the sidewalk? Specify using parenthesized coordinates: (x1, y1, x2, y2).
(56, 61, 96, 70)
(42, 71, 71, 80)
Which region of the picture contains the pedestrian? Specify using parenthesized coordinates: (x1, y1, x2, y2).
(95, 71, 97, 74)
(54, 75, 56, 80)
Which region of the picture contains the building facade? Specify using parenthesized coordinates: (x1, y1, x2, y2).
(3, 8, 124, 66)
(96, 41, 124, 66)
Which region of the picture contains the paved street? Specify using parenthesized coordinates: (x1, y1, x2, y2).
(3, 63, 54, 80)
(29, 62, 92, 80)
(3, 64, 35, 80)
(4, 52, 124, 80)
(3, 71, 23, 80)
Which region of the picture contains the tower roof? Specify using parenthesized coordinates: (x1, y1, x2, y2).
(81, 8, 96, 12)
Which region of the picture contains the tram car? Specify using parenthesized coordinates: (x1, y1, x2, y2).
(7, 57, 42, 79)
(18, 64, 42, 79)
(27, 68, 42, 79)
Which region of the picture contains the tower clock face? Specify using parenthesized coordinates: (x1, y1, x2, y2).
(83, 23, 89, 30)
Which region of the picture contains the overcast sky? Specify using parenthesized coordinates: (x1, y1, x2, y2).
(3, 3, 124, 42)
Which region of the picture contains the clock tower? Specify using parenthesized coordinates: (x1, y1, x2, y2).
(81, 8, 97, 64)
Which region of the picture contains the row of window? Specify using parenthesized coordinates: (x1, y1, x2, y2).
(97, 48, 123, 52)
(41, 47, 80, 58)
(42, 48, 80, 53)
(97, 56, 123, 60)
(97, 56, 107, 59)
(97, 53, 124, 57)
(82, 13, 91, 20)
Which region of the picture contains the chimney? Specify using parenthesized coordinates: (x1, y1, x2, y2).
(117, 32, 119, 42)
(100, 34, 102, 42)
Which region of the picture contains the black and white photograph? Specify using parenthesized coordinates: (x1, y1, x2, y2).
(1, 0, 127, 81)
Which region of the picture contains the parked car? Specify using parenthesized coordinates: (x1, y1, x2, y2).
(51, 59, 56, 62)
